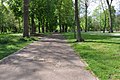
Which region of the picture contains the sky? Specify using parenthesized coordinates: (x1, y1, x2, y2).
(72, 0, 120, 15)
(88, 0, 120, 15)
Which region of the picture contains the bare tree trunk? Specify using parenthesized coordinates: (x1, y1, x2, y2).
(23, 0, 29, 37)
(75, 0, 84, 42)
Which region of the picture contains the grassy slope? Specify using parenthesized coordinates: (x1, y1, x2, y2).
(63, 32, 120, 80)
(0, 34, 38, 60)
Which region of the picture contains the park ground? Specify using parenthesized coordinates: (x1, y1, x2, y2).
(0, 34, 38, 60)
(0, 32, 120, 80)
(63, 32, 120, 80)
(0, 33, 97, 80)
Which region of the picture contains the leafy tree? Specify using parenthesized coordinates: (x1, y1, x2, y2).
(84, 0, 89, 32)
(0, 0, 17, 33)
(75, 0, 84, 42)
(8, 0, 23, 32)
(106, 0, 114, 33)
(100, 0, 107, 33)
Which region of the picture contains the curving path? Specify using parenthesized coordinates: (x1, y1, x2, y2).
(0, 34, 98, 80)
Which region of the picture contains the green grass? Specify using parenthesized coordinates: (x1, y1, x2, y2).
(0, 34, 38, 60)
(63, 32, 120, 80)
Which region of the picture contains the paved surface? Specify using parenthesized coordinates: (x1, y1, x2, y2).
(0, 34, 98, 80)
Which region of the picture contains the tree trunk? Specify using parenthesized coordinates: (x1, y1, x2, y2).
(59, 11, 62, 33)
(46, 22, 48, 32)
(38, 21, 41, 33)
(109, 7, 113, 33)
(103, 13, 107, 33)
(73, 25, 76, 39)
(59, 25, 62, 33)
(85, 2, 88, 32)
(65, 24, 68, 32)
(42, 19, 45, 33)
(18, 18, 21, 32)
(100, 0, 107, 33)
(106, 0, 113, 33)
(75, 0, 84, 42)
(59, 13, 62, 33)
(1, 26, 4, 33)
(62, 24, 65, 32)
(31, 15, 36, 34)
(107, 17, 109, 32)
(1, 0, 3, 33)
(23, 0, 29, 37)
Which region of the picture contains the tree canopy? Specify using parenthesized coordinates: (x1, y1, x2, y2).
(0, 0, 120, 38)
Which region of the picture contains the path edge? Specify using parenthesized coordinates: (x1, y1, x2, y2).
(0, 41, 38, 63)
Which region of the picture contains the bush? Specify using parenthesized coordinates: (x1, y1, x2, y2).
(0, 37, 11, 44)
(19, 37, 39, 42)
(0, 34, 39, 45)
(19, 37, 29, 42)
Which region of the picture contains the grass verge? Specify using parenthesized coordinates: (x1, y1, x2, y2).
(0, 34, 38, 60)
(63, 32, 120, 80)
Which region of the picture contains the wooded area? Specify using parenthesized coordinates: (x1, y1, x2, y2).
(0, 0, 120, 41)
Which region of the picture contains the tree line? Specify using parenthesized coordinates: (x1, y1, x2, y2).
(0, 0, 120, 42)
(80, 0, 120, 33)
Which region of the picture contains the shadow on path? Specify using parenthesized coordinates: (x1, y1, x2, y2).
(0, 33, 98, 80)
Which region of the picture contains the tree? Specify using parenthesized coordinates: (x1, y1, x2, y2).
(23, 0, 29, 37)
(0, 0, 4, 33)
(75, 0, 84, 42)
(0, 0, 16, 33)
(4, 0, 75, 35)
(100, 0, 107, 33)
(8, 0, 23, 32)
(84, 0, 89, 32)
(106, 0, 113, 33)
(56, 0, 74, 33)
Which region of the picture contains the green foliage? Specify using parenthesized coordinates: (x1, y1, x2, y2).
(19, 37, 39, 42)
(91, 4, 117, 31)
(8, 0, 23, 18)
(63, 32, 120, 80)
(0, 0, 20, 33)
(1, 0, 75, 34)
(114, 14, 120, 30)
(1, 0, 120, 34)
(0, 36, 11, 44)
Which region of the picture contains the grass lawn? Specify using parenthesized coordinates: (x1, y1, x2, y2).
(63, 32, 120, 80)
(0, 34, 38, 60)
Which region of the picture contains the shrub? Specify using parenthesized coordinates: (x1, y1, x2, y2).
(0, 37, 11, 44)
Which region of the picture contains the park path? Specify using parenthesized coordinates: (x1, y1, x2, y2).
(0, 34, 98, 80)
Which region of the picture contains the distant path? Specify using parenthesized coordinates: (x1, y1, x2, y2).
(0, 33, 98, 80)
